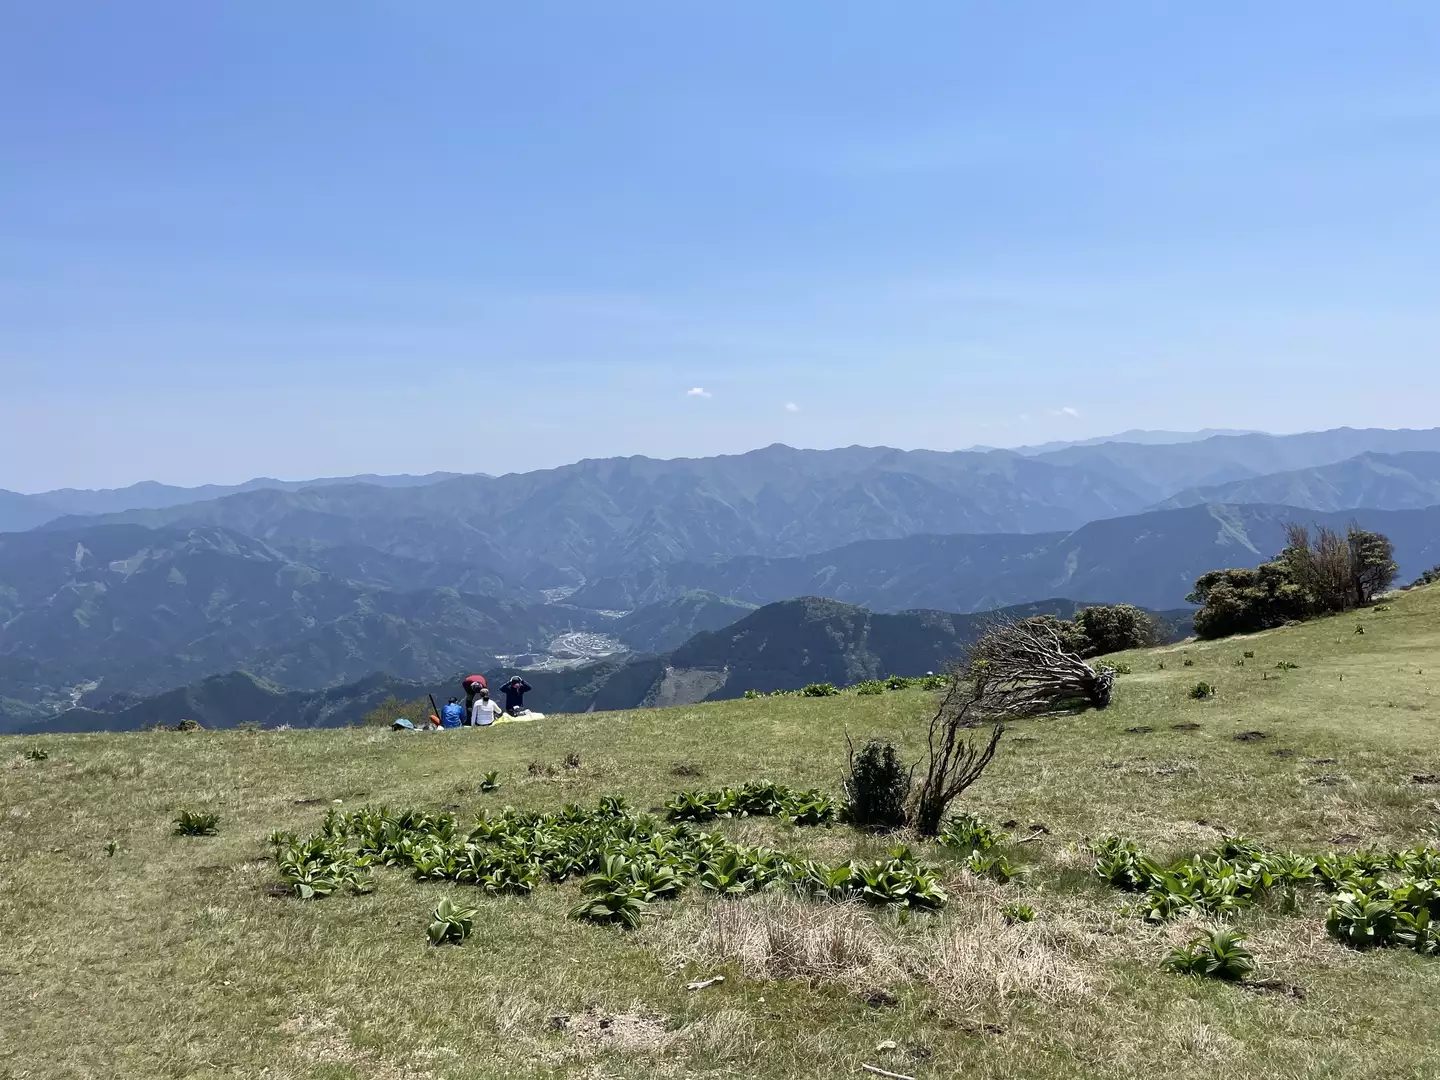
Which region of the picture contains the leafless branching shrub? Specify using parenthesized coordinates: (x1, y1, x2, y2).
(969, 618, 1114, 718)
(911, 676, 1003, 837)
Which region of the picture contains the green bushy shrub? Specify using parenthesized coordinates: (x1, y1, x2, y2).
(1073, 604, 1158, 655)
(855, 680, 886, 696)
(841, 739, 911, 831)
(802, 682, 840, 697)
(1189, 682, 1216, 700)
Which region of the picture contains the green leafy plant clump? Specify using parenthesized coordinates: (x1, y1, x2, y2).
(1321, 846, 1440, 955)
(1002, 902, 1036, 924)
(479, 770, 500, 793)
(664, 780, 836, 826)
(1090, 833, 1440, 960)
(965, 850, 1025, 884)
(1189, 681, 1216, 700)
(273, 793, 951, 932)
(428, 898, 478, 945)
(173, 809, 220, 836)
(24, 747, 49, 761)
(854, 679, 886, 696)
(938, 813, 1006, 854)
(801, 682, 840, 697)
(1161, 928, 1255, 980)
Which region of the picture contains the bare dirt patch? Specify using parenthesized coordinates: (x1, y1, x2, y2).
(557, 1008, 674, 1053)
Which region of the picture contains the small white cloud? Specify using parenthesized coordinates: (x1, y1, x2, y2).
(686, 387, 712, 398)
(784, 402, 800, 413)
(1050, 405, 1080, 418)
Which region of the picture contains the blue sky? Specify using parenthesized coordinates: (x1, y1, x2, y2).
(3, 3, 1438, 490)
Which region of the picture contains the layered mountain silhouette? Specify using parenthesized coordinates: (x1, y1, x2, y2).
(1154, 452, 1440, 512)
(5, 427, 1440, 733)
(572, 503, 1440, 613)
(0, 471, 470, 533)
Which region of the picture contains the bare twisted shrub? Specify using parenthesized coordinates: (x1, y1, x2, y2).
(911, 676, 1002, 837)
(969, 617, 1114, 718)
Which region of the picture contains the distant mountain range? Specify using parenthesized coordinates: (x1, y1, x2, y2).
(0, 471, 472, 533)
(991, 428, 1263, 455)
(5, 426, 1440, 733)
(1153, 452, 1440, 512)
(18, 596, 1176, 734)
(23, 428, 1440, 592)
(571, 503, 1440, 613)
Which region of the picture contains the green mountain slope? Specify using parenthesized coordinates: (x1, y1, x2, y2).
(573, 503, 1440, 612)
(9, 586, 1439, 1079)
(609, 591, 757, 653)
(0, 524, 589, 722)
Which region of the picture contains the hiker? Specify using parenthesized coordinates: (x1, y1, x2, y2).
(470, 684, 501, 727)
(462, 674, 488, 723)
(502, 675, 532, 716)
(440, 697, 465, 728)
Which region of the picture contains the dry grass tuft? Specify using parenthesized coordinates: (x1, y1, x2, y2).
(691, 895, 897, 985)
(668, 893, 1097, 1016)
(908, 900, 1096, 1012)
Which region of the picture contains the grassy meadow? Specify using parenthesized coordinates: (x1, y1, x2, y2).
(3, 587, 1439, 1079)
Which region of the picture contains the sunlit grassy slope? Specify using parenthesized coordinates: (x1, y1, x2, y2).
(3, 587, 1438, 1079)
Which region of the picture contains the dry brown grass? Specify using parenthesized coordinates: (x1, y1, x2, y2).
(686, 895, 898, 986)
(663, 891, 1097, 1019)
(909, 901, 1096, 1013)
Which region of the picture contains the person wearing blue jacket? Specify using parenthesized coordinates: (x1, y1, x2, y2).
(440, 697, 465, 728)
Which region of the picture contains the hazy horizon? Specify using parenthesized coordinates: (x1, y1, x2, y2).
(12, 423, 1433, 496)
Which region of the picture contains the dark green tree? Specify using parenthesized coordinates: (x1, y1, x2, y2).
(1073, 604, 1158, 655)
(1347, 526, 1397, 605)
